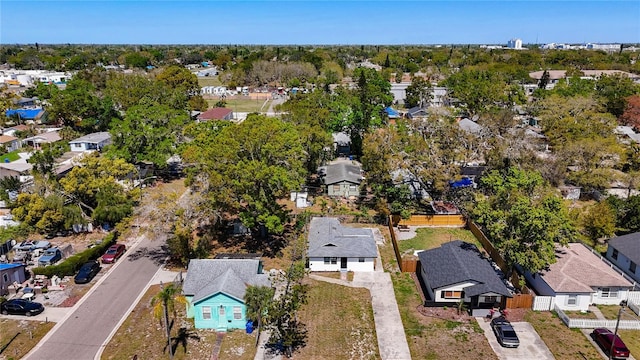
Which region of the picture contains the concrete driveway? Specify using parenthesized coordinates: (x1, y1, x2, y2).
(477, 318, 554, 360)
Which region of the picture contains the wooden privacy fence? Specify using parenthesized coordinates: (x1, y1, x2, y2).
(392, 214, 466, 227)
(401, 259, 419, 273)
(504, 293, 534, 309)
(387, 216, 405, 272)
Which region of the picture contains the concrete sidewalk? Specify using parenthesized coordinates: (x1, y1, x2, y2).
(309, 270, 412, 360)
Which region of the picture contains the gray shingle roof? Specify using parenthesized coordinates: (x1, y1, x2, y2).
(183, 259, 270, 303)
(323, 161, 362, 185)
(609, 232, 640, 268)
(307, 217, 378, 258)
(69, 131, 111, 144)
(417, 241, 511, 297)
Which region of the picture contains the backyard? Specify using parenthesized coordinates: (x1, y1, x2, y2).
(396, 227, 481, 255)
(206, 98, 270, 113)
(295, 278, 378, 359)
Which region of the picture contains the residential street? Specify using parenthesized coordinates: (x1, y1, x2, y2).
(24, 234, 167, 360)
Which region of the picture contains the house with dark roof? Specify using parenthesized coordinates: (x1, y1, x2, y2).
(182, 258, 271, 330)
(320, 159, 362, 198)
(69, 132, 111, 152)
(307, 217, 378, 272)
(525, 243, 635, 311)
(417, 241, 512, 309)
(606, 232, 640, 284)
(406, 106, 428, 119)
(332, 132, 351, 157)
(197, 107, 234, 122)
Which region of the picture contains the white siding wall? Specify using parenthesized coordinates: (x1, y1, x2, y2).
(308, 257, 374, 272)
(554, 293, 592, 311)
(433, 281, 478, 303)
(592, 287, 630, 305)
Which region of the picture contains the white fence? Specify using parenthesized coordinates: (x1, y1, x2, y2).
(627, 291, 640, 304)
(532, 296, 554, 311)
(554, 305, 640, 329)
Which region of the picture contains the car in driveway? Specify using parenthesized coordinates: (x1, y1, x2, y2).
(101, 243, 126, 264)
(1, 299, 45, 316)
(38, 247, 63, 266)
(490, 316, 520, 348)
(592, 327, 630, 359)
(74, 260, 101, 284)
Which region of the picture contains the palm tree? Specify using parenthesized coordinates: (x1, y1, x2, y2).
(151, 282, 188, 359)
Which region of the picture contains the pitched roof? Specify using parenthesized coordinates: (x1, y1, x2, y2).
(609, 232, 640, 266)
(539, 243, 634, 293)
(182, 259, 270, 303)
(198, 107, 233, 120)
(418, 240, 511, 297)
(323, 161, 362, 185)
(307, 217, 378, 258)
(332, 132, 351, 146)
(5, 109, 44, 120)
(69, 132, 111, 144)
(23, 131, 61, 143)
(0, 162, 32, 173)
(0, 135, 18, 144)
(458, 118, 484, 134)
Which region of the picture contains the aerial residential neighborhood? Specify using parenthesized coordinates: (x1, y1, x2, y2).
(0, 1, 640, 359)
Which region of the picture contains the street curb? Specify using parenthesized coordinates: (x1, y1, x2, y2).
(23, 232, 148, 360)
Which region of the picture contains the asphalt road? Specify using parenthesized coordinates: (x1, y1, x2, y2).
(25, 235, 166, 360)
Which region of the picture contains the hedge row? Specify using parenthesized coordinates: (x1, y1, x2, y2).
(32, 232, 118, 278)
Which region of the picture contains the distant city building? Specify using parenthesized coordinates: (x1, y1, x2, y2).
(507, 38, 523, 49)
(541, 42, 622, 52)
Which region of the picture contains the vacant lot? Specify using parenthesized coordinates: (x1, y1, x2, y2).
(524, 310, 602, 359)
(0, 319, 54, 360)
(397, 227, 481, 255)
(102, 284, 220, 360)
(295, 278, 378, 359)
(207, 98, 270, 113)
(197, 76, 222, 87)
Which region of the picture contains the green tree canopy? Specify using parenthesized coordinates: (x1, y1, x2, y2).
(472, 167, 577, 274)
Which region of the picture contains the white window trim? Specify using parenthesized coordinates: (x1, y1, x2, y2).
(202, 306, 212, 320)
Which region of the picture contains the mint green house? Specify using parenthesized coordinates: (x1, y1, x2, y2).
(182, 258, 270, 331)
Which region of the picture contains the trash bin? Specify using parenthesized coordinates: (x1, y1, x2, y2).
(246, 320, 254, 334)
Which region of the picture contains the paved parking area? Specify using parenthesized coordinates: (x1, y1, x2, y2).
(476, 318, 554, 360)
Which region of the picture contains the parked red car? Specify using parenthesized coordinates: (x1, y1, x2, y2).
(592, 328, 630, 359)
(101, 244, 126, 264)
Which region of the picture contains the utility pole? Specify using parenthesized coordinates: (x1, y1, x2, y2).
(610, 301, 627, 360)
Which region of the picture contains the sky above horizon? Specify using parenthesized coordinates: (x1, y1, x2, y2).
(1, 1, 639, 45)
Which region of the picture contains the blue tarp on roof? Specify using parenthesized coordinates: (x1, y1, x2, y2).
(450, 177, 474, 188)
(384, 106, 400, 118)
(5, 109, 43, 120)
(0, 263, 23, 271)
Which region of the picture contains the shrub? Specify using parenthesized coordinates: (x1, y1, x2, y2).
(33, 232, 117, 278)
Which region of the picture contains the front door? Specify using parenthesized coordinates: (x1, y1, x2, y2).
(218, 306, 226, 331)
(340, 257, 347, 269)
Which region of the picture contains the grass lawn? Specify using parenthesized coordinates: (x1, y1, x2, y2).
(391, 271, 495, 360)
(0, 150, 21, 162)
(0, 319, 55, 360)
(102, 284, 222, 360)
(208, 98, 270, 113)
(312, 271, 354, 281)
(295, 278, 378, 359)
(397, 227, 481, 255)
(197, 76, 222, 87)
(563, 311, 598, 319)
(524, 310, 601, 359)
(596, 304, 640, 320)
(217, 330, 256, 360)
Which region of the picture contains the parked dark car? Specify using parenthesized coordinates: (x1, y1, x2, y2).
(592, 328, 630, 359)
(101, 244, 126, 264)
(74, 260, 101, 284)
(1, 299, 45, 316)
(490, 316, 520, 348)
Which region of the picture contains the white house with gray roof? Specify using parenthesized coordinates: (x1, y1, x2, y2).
(606, 232, 640, 285)
(307, 217, 377, 272)
(418, 240, 512, 309)
(525, 243, 635, 311)
(69, 131, 112, 152)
